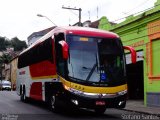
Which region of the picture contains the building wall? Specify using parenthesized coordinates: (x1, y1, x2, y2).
(27, 27, 55, 46)
(98, 0, 160, 107)
(10, 57, 18, 90)
(4, 64, 10, 81)
(28, 36, 42, 46)
(146, 19, 160, 107)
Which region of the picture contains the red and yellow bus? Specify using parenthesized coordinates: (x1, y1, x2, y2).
(16, 26, 136, 114)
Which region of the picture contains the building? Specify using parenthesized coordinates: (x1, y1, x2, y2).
(4, 63, 10, 81)
(10, 56, 18, 90)
(99, 0, 160, 107)
(27, 26, 55, 46)
(72, 20, 100, 28)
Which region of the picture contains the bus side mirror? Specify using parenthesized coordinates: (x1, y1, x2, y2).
(58, 40, 69, 60)
(123, 46, 137, 63)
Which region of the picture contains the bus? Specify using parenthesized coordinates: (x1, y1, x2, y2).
(16, 26, 136, 114)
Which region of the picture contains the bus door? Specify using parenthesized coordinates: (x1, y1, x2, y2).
(54, 33, 68, 79)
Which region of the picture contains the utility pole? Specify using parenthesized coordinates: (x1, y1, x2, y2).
(88, 11, 90, 20)
(97, 6, 99, 19)
(62, 6, 82, 26)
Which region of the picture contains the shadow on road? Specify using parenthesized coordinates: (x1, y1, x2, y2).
(22, 99, 119, 120)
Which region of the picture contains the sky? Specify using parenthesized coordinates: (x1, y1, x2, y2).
(0, 0, 157, 42)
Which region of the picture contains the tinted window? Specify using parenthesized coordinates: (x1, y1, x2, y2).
(18, 37, 54, 68)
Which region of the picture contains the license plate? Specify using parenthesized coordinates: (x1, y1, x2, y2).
(96, 101, 105, 106)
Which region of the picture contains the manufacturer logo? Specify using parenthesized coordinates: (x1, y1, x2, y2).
(98, 94, 104, 98)
(19, 71, 25, 75)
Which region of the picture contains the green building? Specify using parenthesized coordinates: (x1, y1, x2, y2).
(99, 0, 160, 107)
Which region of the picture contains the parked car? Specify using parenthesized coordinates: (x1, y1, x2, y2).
(0, 80, 11, 91)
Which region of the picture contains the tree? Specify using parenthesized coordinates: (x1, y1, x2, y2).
(0, 36, 27, 52)
(0, 53, 12, 64)
(10, 37, 27, 51)
(0, 37, 6, 51)
(0, 53, 12, 81)
(0, 57, 3, 81)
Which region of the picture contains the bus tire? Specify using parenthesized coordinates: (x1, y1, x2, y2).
(94, 107, 106, 114)
(49, 95, 60, 112)
(20, 87, 28, 102)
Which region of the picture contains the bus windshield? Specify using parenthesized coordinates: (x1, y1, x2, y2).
(66, 35, 126, 86)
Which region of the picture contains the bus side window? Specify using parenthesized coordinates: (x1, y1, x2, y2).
(18, 37, 54, 69)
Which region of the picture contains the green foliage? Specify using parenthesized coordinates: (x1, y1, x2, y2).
(98, 16, 111, 30)
(0, 54, 12, 64)
(0, 53, 12, 80)
(0, 36, 27, 51)
(10, 37, 27, 51)
(0, 37, 7, 51)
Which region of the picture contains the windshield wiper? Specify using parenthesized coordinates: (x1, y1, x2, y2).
(95, 53, 99, 71)
(86, 63, 97, 81)
(82, 66, 89, 69)
(86, 53, 99, 81)
(68, 76, 89, 83)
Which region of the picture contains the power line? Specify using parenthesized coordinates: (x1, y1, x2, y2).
(123, 0, 150, 15)
(98, 2, 160, 43)
(88, 11, 90, 20)
(112, 4, 155, 23)
(69, 9, 79, 16)
(62, 6, 82, 26)
(118, 7, 149, 22)
(99, 2, 160, 25)
(97, 6, 99, 19)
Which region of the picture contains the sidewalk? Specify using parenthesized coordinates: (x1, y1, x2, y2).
(123, 100, 160, 116)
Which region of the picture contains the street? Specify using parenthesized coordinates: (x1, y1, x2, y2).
(0, 91, 158, 120)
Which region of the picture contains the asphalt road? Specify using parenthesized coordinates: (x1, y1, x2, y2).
(0, 91, 152, 120)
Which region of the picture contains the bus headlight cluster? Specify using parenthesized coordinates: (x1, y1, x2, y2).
(117, 90, 127, 95)
(64, 85, 83, 95)
(118, 101, 125, 106)
(71, 99, 79, 105)
(83, 92, 117, 98)
(64, 85, 127, 98)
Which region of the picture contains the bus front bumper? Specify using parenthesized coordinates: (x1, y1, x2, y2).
(59, 90, 127, 109)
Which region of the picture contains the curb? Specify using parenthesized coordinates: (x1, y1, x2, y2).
(120, 108, 160, 117)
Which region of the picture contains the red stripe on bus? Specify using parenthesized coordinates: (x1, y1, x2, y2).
(30, 82, 42, 101)
(29, 60, 56, 78)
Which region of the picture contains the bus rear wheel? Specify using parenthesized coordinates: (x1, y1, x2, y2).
(94, 107, 106, 114)
(20, 87, 28, 102)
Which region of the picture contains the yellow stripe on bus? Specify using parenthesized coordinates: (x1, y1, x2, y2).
(59, 76, 127, 94)
(70, 82, 127, 94)
(59, 76, 71, 87)
(31, 75, 127, 94)
(31, 75, 58, 80)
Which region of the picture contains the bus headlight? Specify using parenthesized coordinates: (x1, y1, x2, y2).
(71, 99, 79, 105)
(64, 85, 70, 91)
(117, 90, 127, 95)
(64, 85, 83, 95)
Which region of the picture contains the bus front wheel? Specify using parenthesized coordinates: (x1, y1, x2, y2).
(49, 95, 60, 112)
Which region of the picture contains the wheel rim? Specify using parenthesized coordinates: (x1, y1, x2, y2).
(23, 93, 26, 100)
(51, 96, 56, 109)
